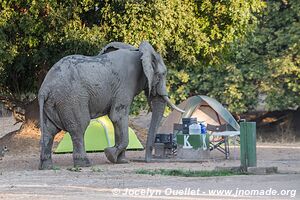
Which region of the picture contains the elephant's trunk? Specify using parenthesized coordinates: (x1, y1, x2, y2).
(162, 96, 185, 113)
(145, 96, 166, 162)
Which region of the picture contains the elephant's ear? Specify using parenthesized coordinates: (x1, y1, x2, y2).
(139, 41, 157, 96)
(99, 42, 138, 55)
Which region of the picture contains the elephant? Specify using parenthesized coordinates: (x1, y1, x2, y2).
(38, 41, 184, 169)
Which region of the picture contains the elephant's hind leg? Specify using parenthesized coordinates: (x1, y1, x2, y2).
(60, 104, 91, 167)
(39, 116, 60, 170)
(70, 131, 91, 167)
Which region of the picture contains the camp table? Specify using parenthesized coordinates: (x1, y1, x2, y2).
(210, 131, 240, 159)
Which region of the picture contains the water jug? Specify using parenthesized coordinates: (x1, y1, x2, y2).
(200, 122, 207, 134)
(189, 121, 201, 134)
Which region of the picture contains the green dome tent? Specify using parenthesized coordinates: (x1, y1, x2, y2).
(159, 95, 240, 133)
(55, 116, 143, 153)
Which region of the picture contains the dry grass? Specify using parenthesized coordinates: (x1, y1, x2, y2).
(129, 119, 147, 147)
(257, 119, 297, 143)
(0, 121, 64, 154)
(0, 118, 147, 155)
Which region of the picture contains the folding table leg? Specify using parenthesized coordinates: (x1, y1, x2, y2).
(224, 136, 230, 159)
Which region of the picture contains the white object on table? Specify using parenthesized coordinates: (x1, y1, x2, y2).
(211, 131, 240, 137)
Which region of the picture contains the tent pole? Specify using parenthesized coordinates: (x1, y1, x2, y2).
(95, 119, 111, 147)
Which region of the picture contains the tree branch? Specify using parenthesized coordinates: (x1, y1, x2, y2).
(0, 95, 25, 123)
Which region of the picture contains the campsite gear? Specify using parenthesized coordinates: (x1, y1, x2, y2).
(182, 118, 190, 134)
(211, 131, 240, 159)
(177, 134, 209, 149)
(159, 95, 240, 158)
(173, 124, 183, 135)
(208, 123, 240, 159)
(55, 116, 143, 153)
(176, 133, 210, 160)
(154, 133, 176, 157)
(159, 95, 240, 133)
(155, 134, 176, 149)
(189, 118, 197, 124)
(155, 134, 172, 143)
(202, 134, 207, 150)
(154, 143, 166, 158)
(200, 122, 207, 134)
(189, 122, 201, 134)
(182, 118, 197, 134)
(200, 122, 207, 150)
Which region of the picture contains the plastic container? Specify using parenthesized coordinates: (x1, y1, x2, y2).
(200, 122, 207, 134)
(189, 122, 201, 135)
(182, 118, 197, 134)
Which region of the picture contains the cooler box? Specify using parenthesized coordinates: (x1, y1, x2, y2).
(176, 133, 210, 160)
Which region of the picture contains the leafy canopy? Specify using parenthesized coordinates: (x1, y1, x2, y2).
(4, 1, 299, 115)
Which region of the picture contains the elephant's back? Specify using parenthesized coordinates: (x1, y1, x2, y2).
(39, 55, 94, 97)
(42, 55, 104, 85)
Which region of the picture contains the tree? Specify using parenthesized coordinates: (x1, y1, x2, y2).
(0, 0, 265, 121)
(0, 0, 106, 121)
(211, 0, 300, 113)
(98, 0, 265, 113)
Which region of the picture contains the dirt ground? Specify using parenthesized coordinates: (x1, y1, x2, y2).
(0, 116, 300, 200)
(0, 147, 299, 200)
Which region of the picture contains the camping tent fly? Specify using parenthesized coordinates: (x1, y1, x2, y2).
(55, 116, 143, 153)
(159, 95, 239, 133)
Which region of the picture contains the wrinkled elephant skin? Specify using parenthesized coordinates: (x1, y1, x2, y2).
(38, 41, 183, 169)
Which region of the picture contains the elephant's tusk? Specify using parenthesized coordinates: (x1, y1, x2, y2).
(163, 96, 185, 113)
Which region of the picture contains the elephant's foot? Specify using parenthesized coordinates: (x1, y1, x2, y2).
(117, 151, 129, 164)
(104, 147, 118, 163)
(39, 159, 53, 170)
(73, 154, 91, 167)
(117, 157, 130, 164)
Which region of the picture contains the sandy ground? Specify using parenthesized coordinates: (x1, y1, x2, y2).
(0, 115, 300, 200)
(0, 145, 299, 200)
(0, 116, 21, 138)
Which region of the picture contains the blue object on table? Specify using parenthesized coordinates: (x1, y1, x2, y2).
(200, 123, 206, 134)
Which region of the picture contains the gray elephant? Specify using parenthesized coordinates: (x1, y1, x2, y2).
(38, 41, 184, 169)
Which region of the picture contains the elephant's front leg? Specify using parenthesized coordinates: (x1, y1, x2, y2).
(105, 105, 130, 163)
(115, 127, 129, 164)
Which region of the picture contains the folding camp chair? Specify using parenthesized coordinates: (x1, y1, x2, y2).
(208, 124, 227, 157)
(208, 124, 240, 159)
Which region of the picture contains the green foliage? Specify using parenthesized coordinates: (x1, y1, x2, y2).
(0, 1, 106, 99)
(91, 167, 103, 173)
(131, 92, 148, 115)
(261, 0, 300, 110)
(170, 0, 300, 113)
(100, 0, 264, 65)
(52, 166, 61, 171)
(98, 0, 264, 113)
(221, 0, 300, 112)
(5, 0, 299, 115)
(67, 166, 82, 172)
